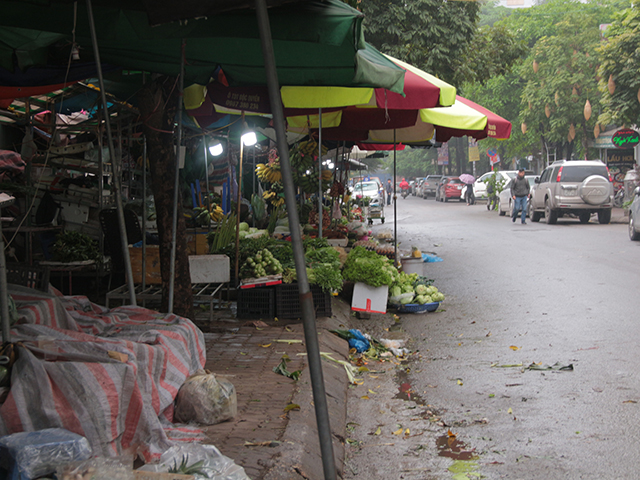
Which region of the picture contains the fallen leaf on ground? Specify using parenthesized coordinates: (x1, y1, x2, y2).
(373, 426, 382, 435)
(283, 403, 300, 412)
(259, 343, 272, 348)
(457, 379, 463, 386)
(508, 408, 513, 414)
(244, 441, 281, 447)
(509, 345, 520, 351)
(447, 429, 457, 438)
(361, 395, 370, 400)
(393, 427, 403, 435)
(623, 400, 638, 404)
(275, 339, 303, 344)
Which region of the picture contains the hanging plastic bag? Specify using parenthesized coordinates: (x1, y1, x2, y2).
(174, 370, 237, 425)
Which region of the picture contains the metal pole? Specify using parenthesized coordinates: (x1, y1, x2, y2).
(234, 136, 244, 285)
(255, 1, 336, 478)
(393, 130, 398, 266)
(142, 137, 147, 290)
(168, 39, 186, 313)
(0, 197, 14, 342)
(86, 0, 136, 305)
(205, 137, 212, 235)
(318, 107, 323, 238)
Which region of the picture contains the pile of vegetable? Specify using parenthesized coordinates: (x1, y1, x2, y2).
(342, 246, 396, 287)
(240, 248, 283, 279)
(305, 245, 343, 292)
(389, 273, 444, 305)
(51, 231, 101, 263)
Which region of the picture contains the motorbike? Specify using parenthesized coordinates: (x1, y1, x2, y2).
(401, 189, 409, 199)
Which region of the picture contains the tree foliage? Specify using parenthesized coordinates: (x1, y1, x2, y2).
(360, 0, 481, 86)
(380, 146, 438, 179)
(597, 6, 640, 127)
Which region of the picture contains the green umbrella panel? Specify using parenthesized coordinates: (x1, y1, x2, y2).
(0, 0, 404, 92)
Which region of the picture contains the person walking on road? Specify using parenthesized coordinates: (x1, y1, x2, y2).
(386, 179, 393, 205)
(511, 168, 530, 224)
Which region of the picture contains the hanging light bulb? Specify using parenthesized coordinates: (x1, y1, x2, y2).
(208, 140, 223, 156)
(241, 122, 257, 146)
(71, 44, 80, 61)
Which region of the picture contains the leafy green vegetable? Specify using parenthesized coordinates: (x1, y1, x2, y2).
(305, 246, 340, 268)
(309, 263, 343, 292)
(303, 237, 330, 251)
(342, 247, 396, 287)
(51, 231, 101, 263)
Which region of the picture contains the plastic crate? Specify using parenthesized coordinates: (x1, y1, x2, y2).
(236, 286, 275, 319)
(6, 264, 50, 292)
(275, 283, 332, 319)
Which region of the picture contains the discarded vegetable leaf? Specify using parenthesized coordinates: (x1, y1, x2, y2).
(393, 427, 403, 435)
(273, 356, 301, 381)
(368, 389, 377, 395)
(283, 403, 300, 412)
(259, 343, 272, 348)
(404, 428, 410, 435)
(275, 339, 303, 344)
(361, 395, 370, 400)
(457, 379, 463, 386)
(509, 345, 520, 351)
(508, 408, 513, 414)
(374, 426, 382, 435)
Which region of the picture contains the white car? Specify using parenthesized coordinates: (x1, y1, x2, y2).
(473, 170, 519, 199)
(352, 181, 384, 203)
(498, 175, 537, 216)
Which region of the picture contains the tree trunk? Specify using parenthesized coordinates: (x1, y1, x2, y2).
(138, 78, 194, 320)
(455, 137, 465, 175)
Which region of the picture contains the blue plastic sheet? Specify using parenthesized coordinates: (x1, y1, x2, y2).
(347, 329, 370, 353)
(422, 253, 443, 263)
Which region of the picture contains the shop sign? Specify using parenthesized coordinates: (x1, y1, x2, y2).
(612, 129, 640, 149)
(468, 138, 479, 162)
(437, 143, 449, 166)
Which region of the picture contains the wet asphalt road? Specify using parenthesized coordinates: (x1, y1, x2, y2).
(344, 195, 640, 479)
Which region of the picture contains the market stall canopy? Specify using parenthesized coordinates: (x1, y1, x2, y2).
(0, 0, 405, 92)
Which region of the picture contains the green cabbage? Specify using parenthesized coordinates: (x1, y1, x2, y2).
(415, 284, 428, 295)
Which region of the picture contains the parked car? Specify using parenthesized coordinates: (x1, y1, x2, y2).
(498, 175, 537, 217)
(629, 186, 640, 240)
(529, 160, 613, 224)
(436, 177, 464, 202)
(473, 170, 532, 199)
(409, 180, 416, 195)
(414, 177, 426, 196)
(353, 181, 384, 204)
(421, 175, 443, 198)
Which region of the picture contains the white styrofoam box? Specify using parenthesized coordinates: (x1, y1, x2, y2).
(326, 238, 348, 247)
(60, 201, 89, 224)
(351, 282, 388, 314)
(188, 254, 230, 283)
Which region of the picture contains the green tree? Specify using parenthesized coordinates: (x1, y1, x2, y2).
(597, 6, 640, 127)
(381, 146, 438, 178)
(519, 10, 603, 160)
(360, 0, 481, 85)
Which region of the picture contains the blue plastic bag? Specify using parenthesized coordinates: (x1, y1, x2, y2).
(347, 329, 370, 353)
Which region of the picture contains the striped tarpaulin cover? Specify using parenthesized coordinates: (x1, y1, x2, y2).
(1, 285, 206, 461)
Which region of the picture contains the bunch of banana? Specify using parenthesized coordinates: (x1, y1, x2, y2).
(262, 190, 285, 207)
(322, 170, 332, 182)
(297, 139, 328, 157)
(255, 163, 282, 183)
(210, 204, 224, 222)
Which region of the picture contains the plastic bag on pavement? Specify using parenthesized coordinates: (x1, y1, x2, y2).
(174, 370, 237, 425)
(380, 338, 411, 357)
(0, 428, 92, 480)
(347, 329, 370, 353)
(138, 443, 249, 480)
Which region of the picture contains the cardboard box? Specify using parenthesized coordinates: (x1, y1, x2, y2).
(351, 282, 388, 314)
(129, 245, 162, 284)
(188, 255, 230, 283)
(185, 231, 210, 255)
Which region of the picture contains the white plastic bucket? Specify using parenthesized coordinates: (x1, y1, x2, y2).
(400, 257, 424, 276)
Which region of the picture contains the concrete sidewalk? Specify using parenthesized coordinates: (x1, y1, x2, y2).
(197, 299, 354, 480)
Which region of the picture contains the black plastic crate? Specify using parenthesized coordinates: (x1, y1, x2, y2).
(275, 283, 332, 319)
(236, 286, 275, 319)
(6, 264, 50, 292)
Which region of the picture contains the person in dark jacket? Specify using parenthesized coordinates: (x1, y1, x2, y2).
(386, 179, 393, 205)
(510, 168, 530, 224)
